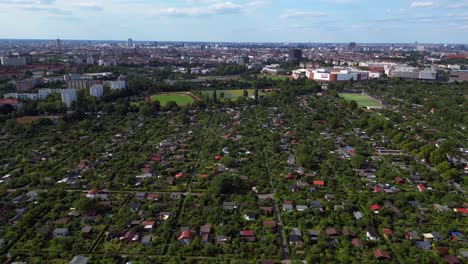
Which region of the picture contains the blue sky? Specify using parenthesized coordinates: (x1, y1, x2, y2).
(0, 0, 467, 43)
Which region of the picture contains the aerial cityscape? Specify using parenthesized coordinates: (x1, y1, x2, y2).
(0, 1, 467, 264)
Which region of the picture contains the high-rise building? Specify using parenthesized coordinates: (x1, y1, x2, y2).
(61, 89, 77, 107)
(105, 80, 127, 90)
(86, 56, 94, 65)
(89, 84, 104, 98)
(238, 57, 249, 66)
(55, 38, 62, 53)
(288, 49, 303, 63)
(127, 38, 133, 47)
(348, 42, 357, 50)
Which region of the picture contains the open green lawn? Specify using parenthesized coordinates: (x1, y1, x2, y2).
(151, 94, 194, 106)
(339, 93, 382, 107)
(258, 74, 290, 81)
(201, 89, 265, 99)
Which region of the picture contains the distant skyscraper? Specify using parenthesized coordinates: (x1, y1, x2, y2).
(55, 38, 62, 53)
(348, 42, 357, 50)
(127, 38, 133, 47)
(288, 49, 303, 63)
(238, 56, 249, 66)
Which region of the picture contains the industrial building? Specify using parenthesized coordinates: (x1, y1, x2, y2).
(305, 68, 369, 82)
(449, 70, 468, 82)
(388, 66, 437, 80)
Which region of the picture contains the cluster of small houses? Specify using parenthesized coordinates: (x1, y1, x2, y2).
(103, 190, 175, 246)
(2, 99, 466, 263)
(277, 96, 467, 263)
(175, 197, 281, 247)
(136, 113, 199, 187)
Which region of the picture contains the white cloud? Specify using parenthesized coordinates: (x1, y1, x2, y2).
(0, 0, 55, 4)
(151, 1, 266, 16)
(281, 9, 326, 19)
(74, 1, 103, 11)
(410, 2, 433, 8)
(447, 1, 468, 9)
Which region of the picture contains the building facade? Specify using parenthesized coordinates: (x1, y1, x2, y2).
(0, 56, 27, 66)
(105, 80, 127, 90)
(305, 68, 369, 82)
(89, 84, 104, 98)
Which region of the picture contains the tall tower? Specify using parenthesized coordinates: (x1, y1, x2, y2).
(55, 38, 62, 53)
(127, 38, 133, 47)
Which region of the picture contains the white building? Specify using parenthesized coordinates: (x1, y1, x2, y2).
(389, 65, 437, 80)
(305, 68, 369, 82)
(66, 79, 99, 89)
(105, 80, 127, 90)
(291, 69, 308, 79)
(64, 73, 82, 81)
(4, 93, 48, 100)
(86, 57, 94, 65)
(89, 84, 103, 98)
(61, 89, 77, 107)
(82, 72, 112, 79)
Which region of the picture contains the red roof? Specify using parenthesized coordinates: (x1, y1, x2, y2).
(151, 156, 161, 162)
(395, 177, 405, 184)
(175, 172, 186, 179)
(444, 254, 461, 264)
(382, 228, 394, 235)
(314, 180, 325, 186)
(147, 193, 159, 199)
(373, 186, 383, 192)
(87, 189, 97, 195)
(142, 221, 155, 226)
(370, 204, 381, 211)
(263, 221, 277, 227)
(198, 174, 209, 179)
(373, 249, 391, 259)
(215, 155, 222, 161)
(351, 238, 362, 247)
(241, 230, 254, 236)
(454, 208, 468, 214)
(417, 184, 427, 191)
(178, 230, 191, 240)
(0, 98, 20, 105)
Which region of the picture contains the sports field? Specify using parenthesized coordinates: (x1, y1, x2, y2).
(151, 93, 196, 106)
(201, 89, 265, 99)
(339, 93, 382, 107)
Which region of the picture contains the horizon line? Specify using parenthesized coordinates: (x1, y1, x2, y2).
(0, 38, 467, 46)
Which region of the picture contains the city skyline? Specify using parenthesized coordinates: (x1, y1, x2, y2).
(0, 0, 467, 43)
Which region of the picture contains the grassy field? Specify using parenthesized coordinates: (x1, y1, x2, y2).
(201, 89, 265, 99)
(339, 93, 382, 107)
(151, 93, 195, 106)
(258, 74, 290, 81)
